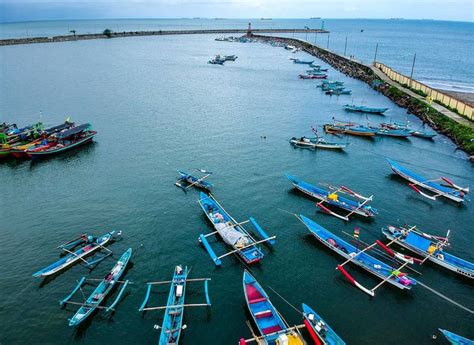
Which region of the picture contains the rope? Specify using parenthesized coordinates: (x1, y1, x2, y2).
(417, 281, 474, 314)
(267, 286, 302, 316)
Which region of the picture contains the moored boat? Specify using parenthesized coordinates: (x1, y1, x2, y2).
(300, 215, 417, 294)
(240, 270, 305, 345)
(299, 74, 327, 79)
(289, 136, 347, 150)
(381, 225, 474, 279)
(224, 55, 238, 61)
(373, 127, 412, 138)
(323, 122, 376, 137)
(344, 104, 388, 114)
(293, 59, 314, 64)
(176, 169, 213, 190)
(302, 303, 346, 345)
(386, 159, 469, 203)
(26, 123, 96, 158)
(438, 329, 473, 345)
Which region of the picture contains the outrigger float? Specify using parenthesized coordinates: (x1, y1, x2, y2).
(302, 303, 346, 345)
(300, 215, 417, 296)
(60, 248, 132, 327)
(32, 231, 118, 278)
(387, 159, 469, 203)
(382, 225, 474, 279)
(198, 192, 276, 266)
(239, 270, 305, 345)
(138, 265, 211, 344)
(175, 169, 213, 191)
(286, 175, 377, 221)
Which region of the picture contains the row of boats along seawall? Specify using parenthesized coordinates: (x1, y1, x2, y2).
(27, 167, 472, 343)
(0, 119, 97, 160)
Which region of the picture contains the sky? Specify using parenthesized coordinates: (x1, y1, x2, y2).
(0, 0, 473, 23)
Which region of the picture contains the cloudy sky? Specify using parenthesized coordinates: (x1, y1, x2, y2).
(0, 0, 473, 22)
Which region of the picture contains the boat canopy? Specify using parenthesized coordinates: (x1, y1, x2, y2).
(57, 124, 91, 139)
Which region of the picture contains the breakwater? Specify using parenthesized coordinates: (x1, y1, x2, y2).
(250, 34, 474, 159)
(0, 28, 328, 46)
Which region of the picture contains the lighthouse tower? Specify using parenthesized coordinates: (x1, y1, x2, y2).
(247, 22, 252, 36)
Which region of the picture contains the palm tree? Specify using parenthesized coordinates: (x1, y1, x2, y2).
(69, 30, 76, 39)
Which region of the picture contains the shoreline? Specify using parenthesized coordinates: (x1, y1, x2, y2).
(439, 90, 474, 108)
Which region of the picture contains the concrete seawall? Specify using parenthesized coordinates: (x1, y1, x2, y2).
(0, 28, 328, 46)
(251, 34, 474, 158)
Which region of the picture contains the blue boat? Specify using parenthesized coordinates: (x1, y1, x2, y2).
(344, 104, 388, 114)
(439, 329, 473, 345)
(293, 59, 314, 64)
(241, 270, 305, 345)
(387, 159, 469, 203)
(302, 303, 345, 345)
(300, 215, 417, 296)
(287, 175, 377, 221)
(33, 232, 115, 277)
(60, 248, 132, 327)
(373, 127, 412, 138)
(324, 121, 377, 137)
(176, 170, 213, 191)
(139, 265, 211, 344)
(198, 192, 275, 266)
(382, 226, 474, 279)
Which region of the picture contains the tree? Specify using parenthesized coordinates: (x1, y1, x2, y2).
(103, 29, 113, 38)
(69, 30, 76, 39)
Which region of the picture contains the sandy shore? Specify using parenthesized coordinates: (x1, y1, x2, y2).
(438, 90, 474, 107)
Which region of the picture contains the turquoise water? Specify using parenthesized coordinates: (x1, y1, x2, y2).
(1, 19, 473, 92)
(0, 33, 473, 344)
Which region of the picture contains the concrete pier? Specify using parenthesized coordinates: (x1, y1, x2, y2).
(0, 28, 328, 46)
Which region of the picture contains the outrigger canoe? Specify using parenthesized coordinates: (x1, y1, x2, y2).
(387, 159, 469, 203)
(32, 232, 115, 277)
(323, 123, 376, 137)
(289, 137, 347, 150)
(300, 215, 417, 295)
(61, 248, 132, 327)
(382, 226, 474, 279)
(138, 265, 211, 344)
(302, 303, 345, 345)
(287, 175, 377, 221)
(293, 59, 314, 64)
(176, 170, 213, 190)
(344, 105, 388, 114)
(438, 329, 473, 345)
(198, 192, 275, 266)
(240, 270, 305, 345)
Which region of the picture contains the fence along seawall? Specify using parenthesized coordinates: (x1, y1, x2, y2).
(374, 62, 473, 121)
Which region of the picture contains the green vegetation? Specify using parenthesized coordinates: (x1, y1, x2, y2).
(103, 29, 113, 38)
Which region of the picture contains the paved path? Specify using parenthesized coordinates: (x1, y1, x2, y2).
(371, 66, 474, 129)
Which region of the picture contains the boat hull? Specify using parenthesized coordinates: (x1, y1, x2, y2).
(289, 138, 346, 150)
(302, 303, 346, 345)
(27, 133, 96, 158)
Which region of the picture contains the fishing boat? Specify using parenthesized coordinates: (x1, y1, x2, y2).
(289, 136, 347, 150)
(10, 120, 75, 158)
(208, 55, 226, 64)
(198, 192, 275, 266)
(386, 159, 469, 203)
(323, 121, 376, 137)
(138, 265, 211, 344)
(0, 122, 44, 158)
(26, 123, 97, 158)
(306, 69, 327, 76)
(344, 104, 388, 114)
(381, 225, 474, 279)
(32, 231, 116, 277)
(325, 89, 352, 96)
(286, 175, 376, 221)
(320, 80, 344, 86)
(175, 169, 213, 191)
(300, 215, 417, 296)
(381, 122, 436, 139)
(299, 74, 327, 79)
(302, 303, 345, 345)
(293, 59, 314, 64)
(373, 127, 412, 138)
(240, 270, 305, 345)
(411, 130, 436, 139)
(224, 55, 238, 61)
(438, 329, 473, 345)
(60, 248, 132, 327)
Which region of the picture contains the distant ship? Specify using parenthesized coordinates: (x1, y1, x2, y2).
(390, 18, 404, 20)
(310, 17, 321, 19)
(260, 18, 272, 20)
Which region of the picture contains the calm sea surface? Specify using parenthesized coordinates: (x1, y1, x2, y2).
(0, 29, 473, 345)
(1, 19, 473, 92)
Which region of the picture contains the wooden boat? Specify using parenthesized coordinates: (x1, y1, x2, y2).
(381, 122, 436, 139)
(300, 215, 417, 296)
(299, 74, 327, 79)
(224, 55, 238, 61)
(33, 232, 115, 277)
(26, 123, 96, 158)
(411, 130, 436, 139)
(287, 175, 377, 221)
(382, 225, 474, 279)
(175, 169, 213, 191)
(293, 59, 314, 64)
(373, 127, 412, 138)
(323, 121, 376, 137)
(139, 265, 211, 344)
(0, 122, 44, 158)
(60, 248, 132, 327)
(208, 55, 226, 64)
(325, 89, 352, 96)
(438, 329, 473, 345)
(198, 192, 275, 266)
(387, 159, 469, 203)
(10, 120, 75, 158)
(302, 303, 345, 345)
(289, 136, 347, 150)
(344, 104, 388, 114)
(306, 69, 327, 76)
(240, 270, 305, 345)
